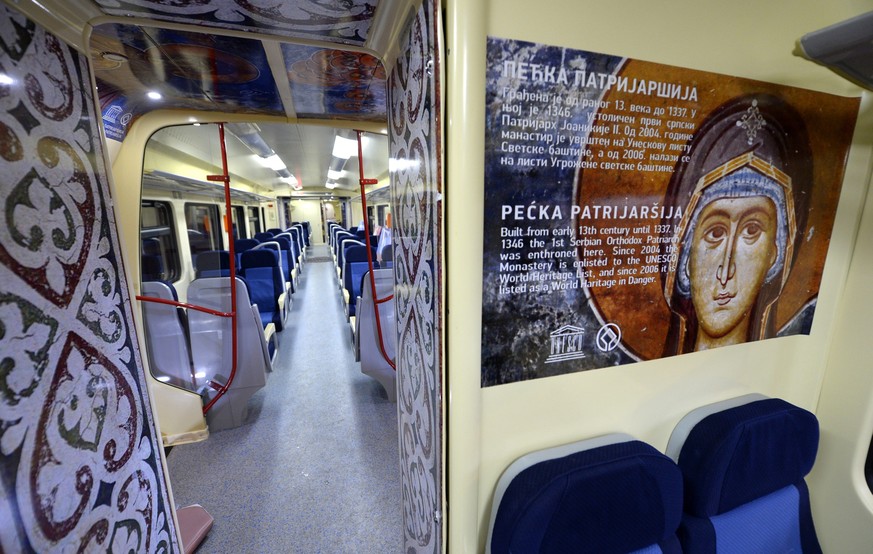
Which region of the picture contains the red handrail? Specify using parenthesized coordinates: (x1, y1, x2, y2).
(136, 294, 233, 318)
(356, 130, 396, 371)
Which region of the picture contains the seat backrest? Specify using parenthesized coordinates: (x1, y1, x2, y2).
(488, 433, 684, 554)
(187, 277, 270, 430)
(337, 237, 363, 276)
(141, 280, 194, 391)
(357, 269, 396, 401)
(141, 253, 165, 282)
(300, 221, 311, 246)
(276, 232, 299, 268)
(333, 231, 354, 258)
(343, 245, 376, 317)
(195, 250, 231, 278)
(272, 235, 295, 287)
(254, 231, 275, 242)
(266, 227, 283, 236)
(240, 248, 284, 330)
(235, 238, 260, 253)
(234, 238, 260, 273)
(666, 395, 822, 554)
(288, 226, 304, 260)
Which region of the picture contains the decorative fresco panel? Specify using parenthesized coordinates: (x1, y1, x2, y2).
(282, 43, 387, 120)
(93, 0, 378, 46)
(1, 5, 178, 552)
(387, 1, 442, 552)
(91, 24, 284, 141)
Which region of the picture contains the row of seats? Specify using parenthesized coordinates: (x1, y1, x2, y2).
(327, 221, 397, 400)
(488, 394, 822, 553)
(140, 222, 312, 431)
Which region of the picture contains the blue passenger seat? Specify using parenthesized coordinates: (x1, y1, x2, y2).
(272, 235, 296, 293)
(488, 433, 684, 554)
(666, 394, 822, 554)
(301, 221, 311, 247)
(288, 226, 305, 266)
(240, 248, 286, 332)
(234, 238, 260, 273)
(343, 244, 376, 318)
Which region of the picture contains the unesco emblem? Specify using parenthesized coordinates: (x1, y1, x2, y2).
(596, 323, 622, 352)
(545, 325, 586, 363)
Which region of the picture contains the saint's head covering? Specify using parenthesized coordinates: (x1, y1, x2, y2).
(660, 93, 813, 351)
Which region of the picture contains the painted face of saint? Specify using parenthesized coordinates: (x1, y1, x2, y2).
(688, 196, 779, 350)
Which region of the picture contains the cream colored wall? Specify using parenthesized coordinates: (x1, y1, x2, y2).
(289, 199, 326, 244)
(444, 1, 873, 552)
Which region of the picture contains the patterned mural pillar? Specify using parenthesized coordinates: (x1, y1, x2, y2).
(388, 0, 443, 552)
(0, 5, 178, 552)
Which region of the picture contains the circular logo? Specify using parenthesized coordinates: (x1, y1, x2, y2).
(596, 323, 622, 352)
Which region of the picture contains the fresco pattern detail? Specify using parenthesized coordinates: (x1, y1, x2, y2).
(93, 0, 378, 46)
(388, 1, 442, 552)
(0, 6, 178, 552)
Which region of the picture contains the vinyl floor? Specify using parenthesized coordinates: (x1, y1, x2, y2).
(165, 244, 402, 553)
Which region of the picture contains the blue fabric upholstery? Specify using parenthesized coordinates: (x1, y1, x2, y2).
(195, 250, 231, 278)
(301, 221, 311, 246)
(337, 237, 363, 275)
(254, 231, 275, 242)
(288, 227, 304, 262)
(333, 231, 355, 259)
(490, 438, 683, 554)
(141, 253, 165, 283)
(277, 232, 300, 274)
(272, 235, 295, 291)
(240, 249, 284, 331)
(674, 397, 821, 553)
(234, 239, 260, 273)
(343, 245, 376, 317)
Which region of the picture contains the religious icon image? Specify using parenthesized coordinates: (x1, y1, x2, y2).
(661, 95, 812, 355)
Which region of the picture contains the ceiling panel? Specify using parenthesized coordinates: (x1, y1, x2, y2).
(92, 24, 285, 140)
(92, 0, 379, 46)
(282, 43, 387, 120)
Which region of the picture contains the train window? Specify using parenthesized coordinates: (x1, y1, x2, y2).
(377, 205, 387, 227)
(185, 202, 223, 256)
(231, 205, 246, 239)
(140, 200, 181, 282)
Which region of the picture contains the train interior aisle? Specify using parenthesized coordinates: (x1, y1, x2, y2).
(165, 244, 401, 552)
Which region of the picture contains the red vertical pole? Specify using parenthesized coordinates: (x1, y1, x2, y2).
(357, 130, 396, 370)
(202, 122, 239, 413)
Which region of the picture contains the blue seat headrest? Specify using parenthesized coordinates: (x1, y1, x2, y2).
(196, 250, 230, 271)
(235, 238, 260, 252)
(141, 254, 164, 281)
(344, 245, 374, 263)
(273, 236, 292, 250)
(677, 398, 819, 516)
(492, 439, 683, 554)
(241, 249, 279, 269)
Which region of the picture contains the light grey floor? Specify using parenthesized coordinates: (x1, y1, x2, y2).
(166, 245, 402, 553)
